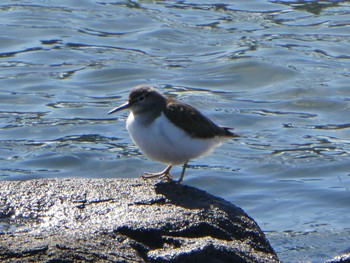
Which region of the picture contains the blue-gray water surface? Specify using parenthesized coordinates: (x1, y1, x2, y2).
(1, 0, 350, 262)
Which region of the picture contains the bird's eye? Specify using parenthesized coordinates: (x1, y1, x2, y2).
(139, 96, 145, 101)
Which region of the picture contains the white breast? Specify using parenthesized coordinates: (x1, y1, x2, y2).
(126, 112, 225, 165)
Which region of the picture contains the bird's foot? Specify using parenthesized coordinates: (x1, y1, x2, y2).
(141, 171, 173, 182)
(141, 165, 173, 182)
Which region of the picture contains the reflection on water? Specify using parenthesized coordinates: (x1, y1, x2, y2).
(1, 1, 350, 262)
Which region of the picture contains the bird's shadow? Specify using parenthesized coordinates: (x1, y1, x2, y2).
(154, 181, 242, 214)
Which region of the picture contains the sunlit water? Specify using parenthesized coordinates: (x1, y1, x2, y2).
(1, 1, 350, 262)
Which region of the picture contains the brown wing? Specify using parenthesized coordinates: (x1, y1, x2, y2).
(164, 99, 235, 139)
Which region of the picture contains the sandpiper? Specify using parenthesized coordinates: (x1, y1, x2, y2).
(108, 85, 236, 183)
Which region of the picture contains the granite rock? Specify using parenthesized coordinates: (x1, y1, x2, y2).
(325, 252, 350, 263)
(0, 178, 279, 262)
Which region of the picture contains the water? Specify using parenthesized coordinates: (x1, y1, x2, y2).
(1, 0, 350, 262)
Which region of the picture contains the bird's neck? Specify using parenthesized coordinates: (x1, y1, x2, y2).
(131, 109, 162, 126)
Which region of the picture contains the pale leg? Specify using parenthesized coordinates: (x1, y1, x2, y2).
(141, 165, 173, 181)
(177, 160, 189, 184)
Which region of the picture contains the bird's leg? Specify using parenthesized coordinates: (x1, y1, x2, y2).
(177, 160, 189, 184)
(141, 165, 173, 182)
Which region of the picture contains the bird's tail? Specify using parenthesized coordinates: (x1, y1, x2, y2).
(222, 127, 240, 138)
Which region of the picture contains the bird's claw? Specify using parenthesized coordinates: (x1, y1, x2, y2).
(141, 171, 173, 182)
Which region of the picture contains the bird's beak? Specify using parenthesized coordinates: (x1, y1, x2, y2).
(108, 101, 130, 114)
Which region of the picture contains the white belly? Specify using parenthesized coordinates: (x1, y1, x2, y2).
(126, 112, 224, 165)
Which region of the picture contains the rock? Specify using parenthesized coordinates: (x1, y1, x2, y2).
(325, 252, 350, 263)
(0, 178, 279, 262)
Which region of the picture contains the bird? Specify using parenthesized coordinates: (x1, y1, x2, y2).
(108, 85, 236, 184)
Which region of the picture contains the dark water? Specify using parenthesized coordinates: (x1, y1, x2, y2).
(1, 1, 350, 262)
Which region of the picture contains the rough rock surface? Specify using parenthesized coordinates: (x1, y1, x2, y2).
(0, 178, 279, 262)
(325, 252, 350, 263)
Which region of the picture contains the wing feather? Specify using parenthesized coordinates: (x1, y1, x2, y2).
(164, 99, 236, 139)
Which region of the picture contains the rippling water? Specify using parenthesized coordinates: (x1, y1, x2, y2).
(1, 1, 350, 262)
